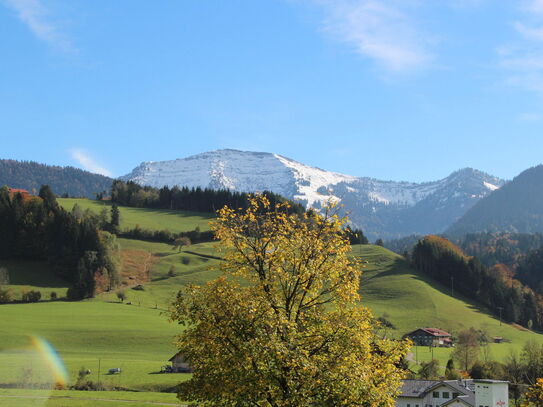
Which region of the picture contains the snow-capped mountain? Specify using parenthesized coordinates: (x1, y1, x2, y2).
(122, 149, 505, 240)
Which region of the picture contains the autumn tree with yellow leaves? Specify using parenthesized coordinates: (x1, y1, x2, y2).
(525, 379, 543, 407)
(170, 195, 410, 407)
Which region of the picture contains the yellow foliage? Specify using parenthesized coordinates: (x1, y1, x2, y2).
(524, 378, 543, 407)
(170, 195, 410, 407)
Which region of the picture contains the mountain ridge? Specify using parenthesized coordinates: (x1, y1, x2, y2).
(0, 159, 113, 199)
(447, 164, 543, 236)
(122, 149, 504, 240)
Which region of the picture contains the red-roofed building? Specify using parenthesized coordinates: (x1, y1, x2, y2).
(403, 328, 453, 347)
(7, 187, 31, 199)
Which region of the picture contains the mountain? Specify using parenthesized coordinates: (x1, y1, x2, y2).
(0, 159, 113, 198)
(447, 165, 543, 236)
(122, 149, 504, 240)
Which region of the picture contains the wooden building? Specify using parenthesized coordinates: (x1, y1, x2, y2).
(168, 352, 192, 373)
(403, 328, 453, 347)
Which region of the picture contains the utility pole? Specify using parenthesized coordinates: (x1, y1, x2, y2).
(451, 276, 454, 297)
(497, 307, 503, 326)
(97, 359, 101, 388)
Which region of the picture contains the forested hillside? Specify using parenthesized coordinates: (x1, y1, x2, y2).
(448, 165, 543, 235)
(0, 186, 119, 300)
(0, 159, 113, 198)
(412, 235, 543, 330)
(111, 180, 306, 214)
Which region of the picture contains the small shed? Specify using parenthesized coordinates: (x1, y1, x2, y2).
(168, 352, 192, 373)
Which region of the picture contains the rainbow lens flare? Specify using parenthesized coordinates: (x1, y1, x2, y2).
(30, 336, 68, 386)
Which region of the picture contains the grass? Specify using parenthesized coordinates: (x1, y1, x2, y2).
(0, 260, 69, 299)
(352, 244, 543, 365)
(2, 231, 543, 393)
(0, 301, 188, 391)
(0, 389, 182, 406)
(58, 198, 213, 233)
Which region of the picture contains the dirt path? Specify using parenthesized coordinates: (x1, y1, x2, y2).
(0, 394, 186, 406)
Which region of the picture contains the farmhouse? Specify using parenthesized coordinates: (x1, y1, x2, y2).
(7, 187, 31, 199)
(404, 328, 453, 347)
(168, 352, 192, 373)
(396, 379, 508, 407)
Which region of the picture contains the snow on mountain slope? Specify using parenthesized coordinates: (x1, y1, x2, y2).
(122, 149, 505, 239)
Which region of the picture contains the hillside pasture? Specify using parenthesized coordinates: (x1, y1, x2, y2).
(353, 244, 543, 364)
(58, 198, 213, 233)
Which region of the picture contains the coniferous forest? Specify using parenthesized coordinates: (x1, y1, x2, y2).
(412, 235, 543, 330)
(0, 186, 119, 299)
(111, 180, 306, 214)
(0, 159, 113, 199)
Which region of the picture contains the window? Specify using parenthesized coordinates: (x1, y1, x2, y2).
(442, 392, 450, 399)
(433, 392, 440, 398)
(407, 404, 410, 407)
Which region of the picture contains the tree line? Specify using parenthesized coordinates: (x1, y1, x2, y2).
(0, 159, 112, 199)
(110, 180, 306, 214)
(411, 235, 543, 330)
(0, 186, 120, 300)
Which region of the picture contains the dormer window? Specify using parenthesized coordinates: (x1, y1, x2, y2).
(442, 392, 450, 398)
(433, 392, 439, 398)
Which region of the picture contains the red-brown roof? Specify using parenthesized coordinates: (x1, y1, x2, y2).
(8, 188, 30, 194)
(419, 327, 451, 337)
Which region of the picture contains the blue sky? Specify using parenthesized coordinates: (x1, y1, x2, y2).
(2, 0, 543, 182)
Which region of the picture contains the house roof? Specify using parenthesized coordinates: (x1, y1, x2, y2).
(399, 380, 473, 399)
(168, 351, 188, 362)
(442, 394, 475, 407)
(399, 380, 441, 398)
(8, 188, 30, 194)
(406, 328, 452, 337)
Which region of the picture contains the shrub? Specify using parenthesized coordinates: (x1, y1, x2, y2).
(21, 290, 41, 303)
(0, 286, 12, 304)
(116, 291, 126, 302)
(168, 265, 177, 277)
(50, 291, 58, 300)
(0, 267, 9, 284)
(181, 257, 190, 265)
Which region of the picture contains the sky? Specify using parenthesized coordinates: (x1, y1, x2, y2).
(2, 0, 543, 182)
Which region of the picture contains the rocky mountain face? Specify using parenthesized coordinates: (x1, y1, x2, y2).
(122, 149, 504, 240)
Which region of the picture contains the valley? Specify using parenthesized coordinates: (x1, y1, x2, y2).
(1, 200, 541, 405)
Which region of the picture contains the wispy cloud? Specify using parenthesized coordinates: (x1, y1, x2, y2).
(314, 0, 433, 72)
(70, 149, 112, 177)
(499, 1, 543, 93)
(518, 111, 542, 122)
(3, 0, 75, 53)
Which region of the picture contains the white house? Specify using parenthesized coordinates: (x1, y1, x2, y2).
(397, 380, 508, 407)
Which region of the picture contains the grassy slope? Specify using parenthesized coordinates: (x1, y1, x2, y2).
(58, 198, 213, 233)
(2, 202, 543, 392)
(353, 244, 542, 364)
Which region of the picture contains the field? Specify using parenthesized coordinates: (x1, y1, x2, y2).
(58, 198, 213, 233)
(354, 244, 542, 364)
(0, 389, 182, 406)
(2, 199, 543, 403)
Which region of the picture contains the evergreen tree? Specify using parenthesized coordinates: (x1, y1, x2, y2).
(110, 203, 120, 234)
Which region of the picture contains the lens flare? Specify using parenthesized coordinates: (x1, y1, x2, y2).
(30, 336, 68, 386)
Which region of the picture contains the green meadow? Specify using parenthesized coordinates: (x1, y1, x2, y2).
(1, 199, 542, 400)
(58, 198, 213, 233)
(0, 389, 182, 406)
